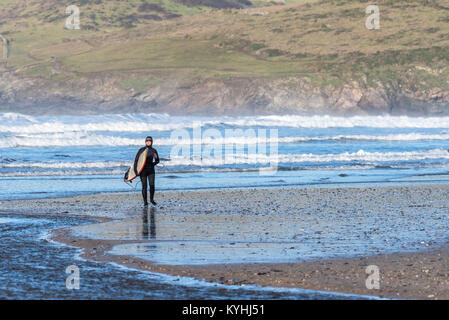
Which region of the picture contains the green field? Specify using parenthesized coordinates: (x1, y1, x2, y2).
(2, 0, 449, 92)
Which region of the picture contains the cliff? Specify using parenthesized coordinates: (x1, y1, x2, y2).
(1, 0, 449, 116)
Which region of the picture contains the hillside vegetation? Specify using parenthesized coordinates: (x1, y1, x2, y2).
(1, 0, 449, 115)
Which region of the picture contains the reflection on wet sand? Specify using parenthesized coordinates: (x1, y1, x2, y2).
(142, 206, 156, 240)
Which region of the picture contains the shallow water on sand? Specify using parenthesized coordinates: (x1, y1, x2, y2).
(72, 204, 449, 266)
(0, 212, 372, 299)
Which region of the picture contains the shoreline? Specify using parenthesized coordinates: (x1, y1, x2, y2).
(2, 184, 449, 299)
(5, 176, 449, 203)
(50, 226, 449, 300)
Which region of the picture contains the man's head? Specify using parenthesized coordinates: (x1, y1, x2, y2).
(145, 136, 153, 147)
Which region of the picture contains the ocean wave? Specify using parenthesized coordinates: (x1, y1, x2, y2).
(3, 131, 449, 148)
(0, 161, 128, 169)
(0, 112, 212, 134)
(163, 149, 449, 166)
(4, 113, 449, 135)
(0, 165, 388, 177)
(2, 148, 449, 169)
(222, 115, 449, 128)
(0, 170, 126, 177)
(4, 161, 449, 178)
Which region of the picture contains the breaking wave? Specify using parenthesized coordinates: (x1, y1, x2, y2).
(4, 113, 449, 135)
(3, 131, 449, 148)
(2, 148, 449, 169)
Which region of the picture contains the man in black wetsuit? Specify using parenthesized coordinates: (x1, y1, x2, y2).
(134, 136, 159, 206)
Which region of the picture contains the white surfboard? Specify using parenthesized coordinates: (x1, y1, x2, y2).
(124, 148, 148, 182)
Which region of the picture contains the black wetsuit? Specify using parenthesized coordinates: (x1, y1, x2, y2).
(134, 146, 159, 204)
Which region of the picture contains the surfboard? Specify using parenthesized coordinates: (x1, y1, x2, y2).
(124, 148, 148, 182)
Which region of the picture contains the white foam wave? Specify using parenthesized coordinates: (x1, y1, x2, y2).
(164, 148, 449, 166)
(0, 218, 25, 224)
(0, 165, 383, 177)
(3, 113, 449, 135)
(2, 131, 449, 148)
(223, 115, 449, 128)
(2, 149, 449, 169)
(0, 113, 208, 134)
(1, 161, 127, 169)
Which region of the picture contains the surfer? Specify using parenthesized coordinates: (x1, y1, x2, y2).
(134, 136, 159, 206)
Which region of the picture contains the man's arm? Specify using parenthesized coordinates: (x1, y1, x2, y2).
(153, 149, 160, 166)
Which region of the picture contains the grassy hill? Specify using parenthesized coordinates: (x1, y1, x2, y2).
(1, 0, 449, 115)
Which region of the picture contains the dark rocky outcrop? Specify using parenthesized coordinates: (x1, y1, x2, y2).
(1, 68, 449, 116)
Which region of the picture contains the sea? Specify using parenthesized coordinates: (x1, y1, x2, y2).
(2, 112, 449, 200)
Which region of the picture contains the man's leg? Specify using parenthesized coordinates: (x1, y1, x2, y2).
(141, 172, 148, 205)
(149, 173, 156, 205)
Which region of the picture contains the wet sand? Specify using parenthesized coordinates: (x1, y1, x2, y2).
(2, 184, 449, 299)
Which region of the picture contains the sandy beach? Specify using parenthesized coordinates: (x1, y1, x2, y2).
(2, 184, 449, 299)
